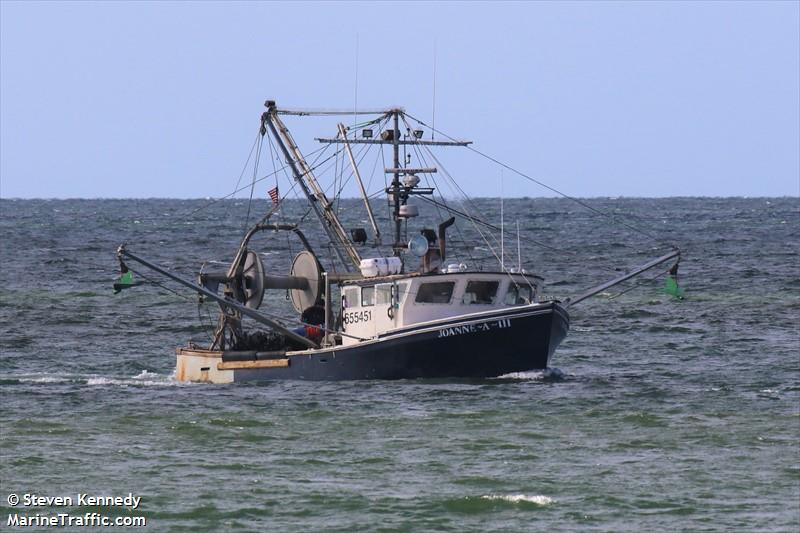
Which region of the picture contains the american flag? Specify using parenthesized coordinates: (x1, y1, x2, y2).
(268, 186, 279, 205)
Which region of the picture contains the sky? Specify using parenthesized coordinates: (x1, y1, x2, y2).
(1, 1, 798, 199)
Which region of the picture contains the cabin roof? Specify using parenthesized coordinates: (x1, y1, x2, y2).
(339, 270, 544, 287)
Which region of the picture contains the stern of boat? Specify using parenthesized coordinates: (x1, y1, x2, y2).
(176, 348, 232, 384)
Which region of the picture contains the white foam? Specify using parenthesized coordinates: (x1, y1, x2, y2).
(133, 370, 162, 380)
(87, 372, 179, 387)
(481, 494, 554, 506)
(496, 367, 564, 381)
(86, 377, 118, 386)
(17, 374, 73, 384)
(12, 373, 177, 387)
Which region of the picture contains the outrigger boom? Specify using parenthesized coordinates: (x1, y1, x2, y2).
(566, 249, 681, 307)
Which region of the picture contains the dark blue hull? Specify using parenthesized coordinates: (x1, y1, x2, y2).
(223, 302, 569, 381)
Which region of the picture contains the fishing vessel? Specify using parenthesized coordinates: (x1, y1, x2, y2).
(116, 101, 680, 383)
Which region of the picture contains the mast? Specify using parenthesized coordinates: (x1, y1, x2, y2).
(392, 110, 402, 256)
(313, 107, 471, 255)
(262, 101, 361, 272)
(337, 123, 381, 244)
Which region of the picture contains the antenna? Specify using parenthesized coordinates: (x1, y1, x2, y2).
(431, 38, 437, 140)
(353, 33, 359, 132)
(516, 220, 521, 271)
(500, 169, 504, 272)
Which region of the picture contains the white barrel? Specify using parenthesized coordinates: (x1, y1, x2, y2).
(359, 258, 379, 277)
(360, 257, 403, 277)
(385, 257, 402, 275)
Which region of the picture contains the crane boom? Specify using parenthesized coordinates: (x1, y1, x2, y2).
(262, 102, 362, 271)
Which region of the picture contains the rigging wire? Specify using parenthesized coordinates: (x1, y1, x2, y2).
(124, 264, 195, 302)
(403, 132, 478, 267)
(401, 113, 531, 291)
(400, 114, 507, 259)
(414, 193, 628, 277)
(333, 131, 342, 216)
(608, 264, 673, 300)
(266, 131, 295, 259)
(182, 144, 329, 219)
(415, 196, 567, 256)
(243, 133, 264, 232)
(196, 294, 218, 342)
(421, 140, 508, 255)
(333, 135, 373, 199)
(403, 112, 672, 247)
(231, 131, 262, 197)
(365, 139, 383, 195)
(399, 113, 668, 280)
(417, 141, 507, 269)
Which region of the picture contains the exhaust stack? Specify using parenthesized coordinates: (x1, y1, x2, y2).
(438, 217, 456, 262)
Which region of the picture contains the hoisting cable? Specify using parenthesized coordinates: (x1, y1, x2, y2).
(400, 114, 514, 273)
(401, 115, 636, 286)
(120, 263, 195, 302)
(243, 131, 265, 232)
(232, 130, 262, 199)
(416, 139, 519, 283)
(332, 115, 390, 200)
(608, 264, 674, 300)
(182, 144, 329, 219)
(364, 140, 383, 197)
(404, 132, 477, 266)
(416, 196, 569, 256)
(404, 112, 674, 248)
(334, 136, 373, 199)
(266, 131, 296, 258)
(420, 138, 518, 260)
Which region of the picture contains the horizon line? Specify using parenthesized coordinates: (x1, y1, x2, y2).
(1, 195, 798, 201)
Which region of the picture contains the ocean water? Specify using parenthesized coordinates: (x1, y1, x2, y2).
(0, 197, 798, 531)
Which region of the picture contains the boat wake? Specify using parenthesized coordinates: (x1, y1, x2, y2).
(495, 367, 566, 381)
(87, 370, 180, 387)
(6, 370, 182, 387)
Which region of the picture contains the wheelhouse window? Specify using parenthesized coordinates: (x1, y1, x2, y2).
(376, 284, 392, 305)
(361, 286, 375, 307)
(415, 281, 455, 304)
(395, 282, 409, 304)
(504, 284, 533, 305)
(344, 287, 359, 308)
(462, 280, 499, 304)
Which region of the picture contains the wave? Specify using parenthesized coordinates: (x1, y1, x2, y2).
(441, 493, 555, 513)
(480, 494, 554, 506)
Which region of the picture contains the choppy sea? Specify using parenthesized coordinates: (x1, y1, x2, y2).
(0, 197, 798, 531)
